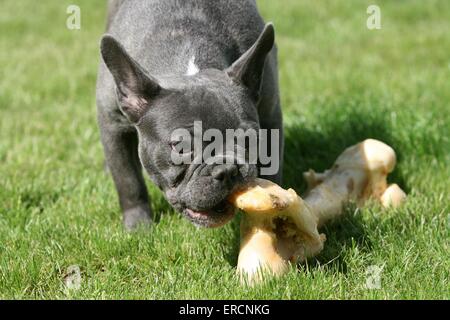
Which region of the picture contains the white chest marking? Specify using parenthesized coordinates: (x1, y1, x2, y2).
(186, 56, 199, 76)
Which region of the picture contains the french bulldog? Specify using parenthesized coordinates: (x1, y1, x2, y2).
(96, 0, 283, 230)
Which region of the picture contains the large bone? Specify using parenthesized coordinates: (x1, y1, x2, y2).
(229, 139, 406, 283)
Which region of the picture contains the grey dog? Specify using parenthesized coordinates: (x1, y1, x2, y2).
(96, 0, 283, 230)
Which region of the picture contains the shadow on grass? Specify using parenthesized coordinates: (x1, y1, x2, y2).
(307, 207, 370, 274)
(223, 212, 243, 267)
(224, 108, 409, 273)
(282, 108, 408, 194)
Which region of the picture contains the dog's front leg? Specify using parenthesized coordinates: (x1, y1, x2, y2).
(99, 122, 151, 230)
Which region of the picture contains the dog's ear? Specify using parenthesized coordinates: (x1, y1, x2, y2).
(226, 23, 275, 102)
(100, 35, 162, 123)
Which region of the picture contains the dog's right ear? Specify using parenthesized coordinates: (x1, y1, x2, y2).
(100, 35, 162, 123)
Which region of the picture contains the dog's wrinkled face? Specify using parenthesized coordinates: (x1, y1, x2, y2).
(100, 24, 275, 227)
(138, 72, 259, 227)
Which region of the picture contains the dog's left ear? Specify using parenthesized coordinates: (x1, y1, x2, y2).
(226, 23, 275, 102)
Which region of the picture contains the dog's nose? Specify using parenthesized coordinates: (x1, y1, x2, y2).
(212, 164, 238, 182)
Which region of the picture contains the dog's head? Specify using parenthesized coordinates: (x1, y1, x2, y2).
(100, 24, 275, 228)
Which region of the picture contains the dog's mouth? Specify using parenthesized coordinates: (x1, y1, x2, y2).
(183, 200, 236, 228)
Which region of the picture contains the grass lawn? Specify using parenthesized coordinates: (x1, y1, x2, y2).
(0, 0, 449, 299)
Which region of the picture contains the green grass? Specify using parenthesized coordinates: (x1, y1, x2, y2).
(0, 0, 449, 299)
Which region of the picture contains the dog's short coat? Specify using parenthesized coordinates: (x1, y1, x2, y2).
(96, 0, 283, 229)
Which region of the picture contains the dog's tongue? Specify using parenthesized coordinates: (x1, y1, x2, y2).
(186, 208, 209, 218)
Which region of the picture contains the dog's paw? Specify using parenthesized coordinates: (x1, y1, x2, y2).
(123, 205, 152, 231)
